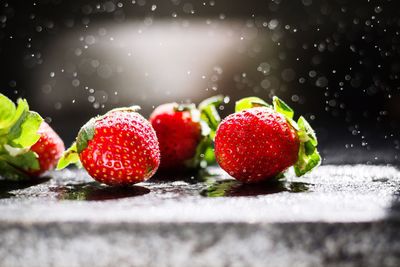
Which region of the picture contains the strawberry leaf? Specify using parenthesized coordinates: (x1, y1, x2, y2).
(0, 94, 43, 180)
(0, 94, 17, 131)
(272, 96, 294, 120)
(294, 116, 321, 176)
(0, 160, 31, 181)
(235, 97, 270, 112)
(199, 95, 223, 132)
(76, 118, 96, 153)
(297, 116, 317, 146)
(8, 109, 43, 148)
(57, 142, 80, 170)
(2, 151, 40, 171)
(184, 135, 213, 169)
(184, 96, 223, 169)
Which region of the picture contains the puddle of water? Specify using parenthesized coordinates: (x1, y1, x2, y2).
(201, 179, 310, 197)
(52, 182, 150, 201)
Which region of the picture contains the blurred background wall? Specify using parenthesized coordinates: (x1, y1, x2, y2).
(0, 0, 399, 164)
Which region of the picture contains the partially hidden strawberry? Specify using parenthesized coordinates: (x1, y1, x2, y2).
(149, 95, 224, 171)
(214, 96, 320, 183)
(58, 106, 160, 186)
(28, 122, 65, 176)
(0, 93, 64, 180)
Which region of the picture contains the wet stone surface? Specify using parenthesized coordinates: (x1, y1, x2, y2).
(1, 165, 400, 267)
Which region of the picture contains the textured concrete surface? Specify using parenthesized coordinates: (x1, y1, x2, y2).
(0, 165, 400, 267)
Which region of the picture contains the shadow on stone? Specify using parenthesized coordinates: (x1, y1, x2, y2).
(53, 182, 150, 201)
(201, 179, 310, 197)
(0, 177, 51, 199)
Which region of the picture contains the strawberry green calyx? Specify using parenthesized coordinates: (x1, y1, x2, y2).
(57, 142, 79, 170)
(184, 95, 224, 169)
(294, 116, 320, 176)
(234, 96, 321, 177)
(0, 94, 43, 180)
(199, 95, 223, 135)
(235, 97, 271, 112)
(76, 118, 96, 154)
(57, 105, 141, 170)
(271, 97, 320, 176)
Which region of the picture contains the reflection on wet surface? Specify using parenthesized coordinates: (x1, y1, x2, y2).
(52, 182, 150, 201)
(0, 177, 51, 199)
(150, 168, 216, 184)
(201, 179, 310, 197)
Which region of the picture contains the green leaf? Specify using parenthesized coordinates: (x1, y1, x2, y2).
(57, 142, 80, 170)
(3, 144, 30, 157)
(293, 116, 321, 176)
(0, 160, 31, 181)
(203, 146, 215, 164)
(0, 94, 17, 130)
(184, 135, 213, 169)
(199, 95, 223, 132)
(76, 118, 96, 153)
(272, 96, 294, 119)
(235, 97, 270, 112)
(180, 96, 223, 170)
(297, 116, 317, 146)
(198, 95, 223, 111)
(8, 110, 43, 148)
(1, 151, 40, 172)
(294, 146, 321, 176)
(0, 95, 43, 180)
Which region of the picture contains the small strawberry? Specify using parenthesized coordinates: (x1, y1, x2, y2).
(214, 96, 320, 183)
(58, 106, 160, 186)
(0, 93, 64, 180)
(28, 122, 65, 176)
(149, 96, 223, 171)
(150, 103, 201, 169)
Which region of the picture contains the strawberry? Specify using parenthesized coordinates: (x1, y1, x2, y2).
(149, 96, 223, 171)
(58, 106, 160, 186)
(28, 122, 65, 176)
(0, 94, 64, 180)
(214, 96, 320, 183)
(150, 103, 201, 169)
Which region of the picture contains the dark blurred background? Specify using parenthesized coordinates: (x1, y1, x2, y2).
(0, 0, 399, 164)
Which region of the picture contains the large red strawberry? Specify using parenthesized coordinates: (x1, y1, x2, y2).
(28, 122, 65, 176)
(58, 106, 160, 186)
(0, 93, 64, 180)
(149, 96, 223, 171)
(214, 96, 320, 183)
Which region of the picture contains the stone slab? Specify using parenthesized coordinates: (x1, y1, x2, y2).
(0, 165, 400, 267)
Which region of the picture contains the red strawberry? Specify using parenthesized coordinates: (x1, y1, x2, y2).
(214, 96, 320, 183)
(58, 107, 160, 186)
(149, 103, 201, 169)
(149, 96, 223, 171)
(29, 122, 65, 176)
